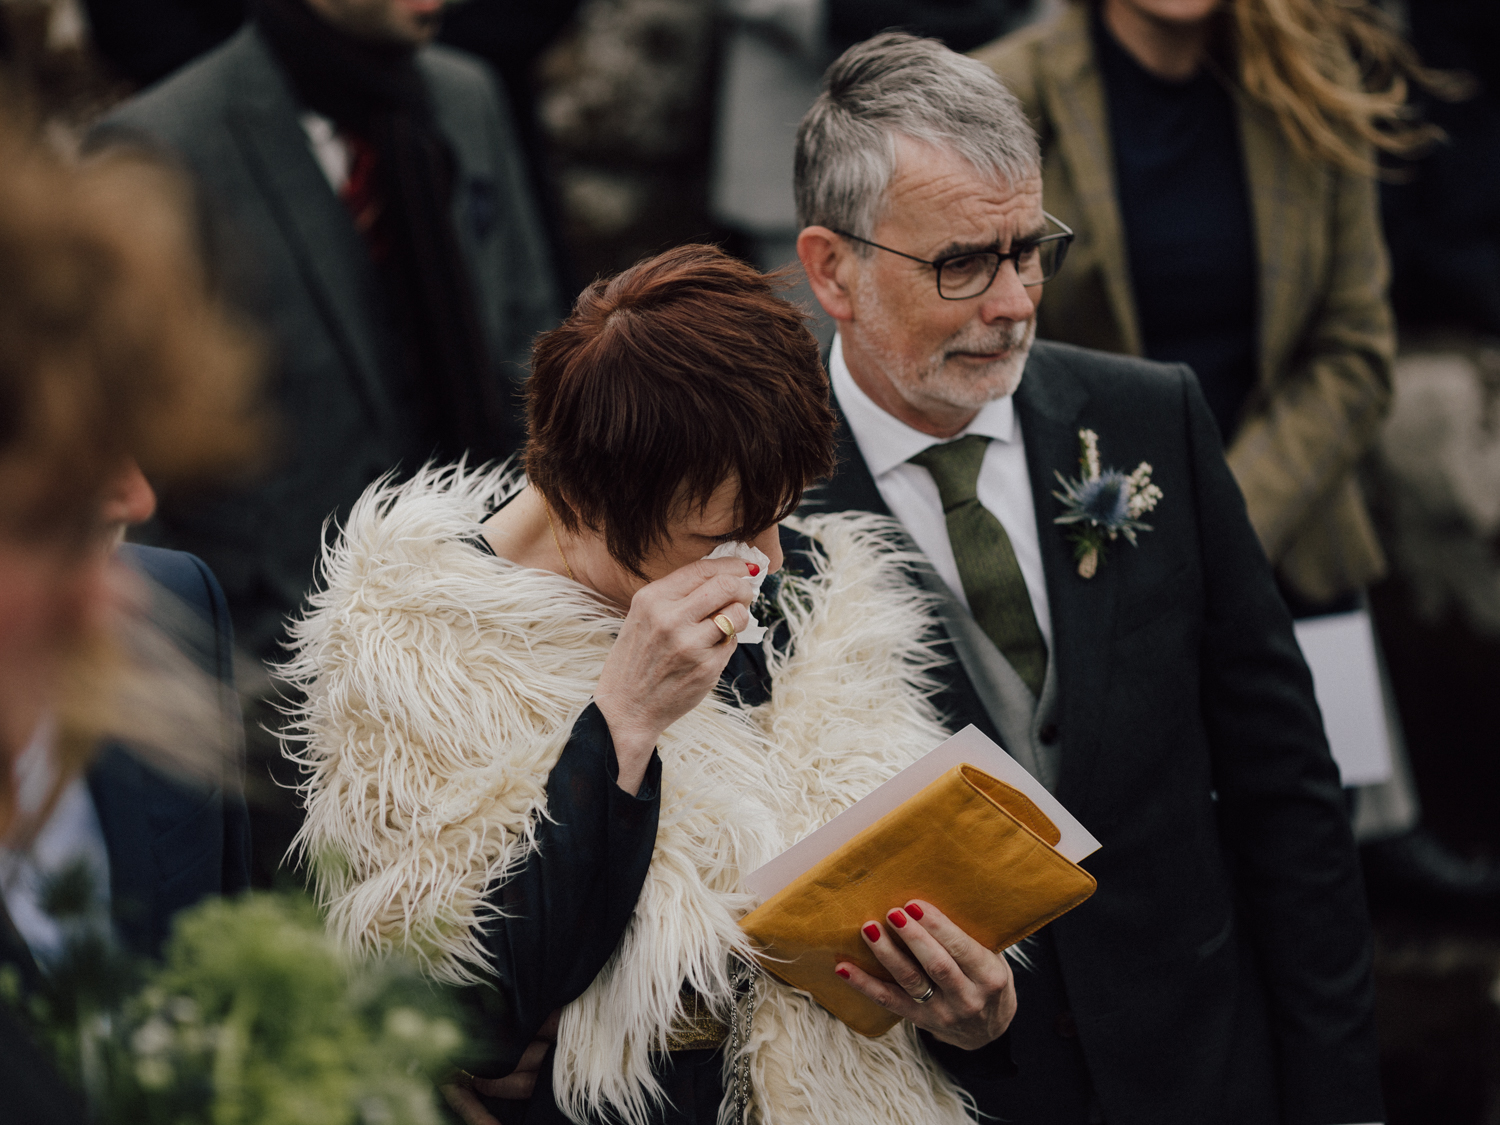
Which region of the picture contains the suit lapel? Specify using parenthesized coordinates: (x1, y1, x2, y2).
(1015, 346, 1120, 807)
(804, 399, 1009, 745)
(225, 30, 395, 432)
(805, 411, 892, 517)
(1038, 6, 1142, 356)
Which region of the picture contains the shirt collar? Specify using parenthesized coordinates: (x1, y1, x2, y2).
(829, 334, 1017, 480)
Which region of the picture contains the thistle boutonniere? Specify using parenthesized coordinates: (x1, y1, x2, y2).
(1053, 428, 1163, 579)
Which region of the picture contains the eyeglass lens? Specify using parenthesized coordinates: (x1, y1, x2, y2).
(937, 238, 1069, 299)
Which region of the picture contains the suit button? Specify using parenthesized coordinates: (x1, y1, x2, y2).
(1039, 722, 1060, 745)
(1054, 1010, 1077, 1039)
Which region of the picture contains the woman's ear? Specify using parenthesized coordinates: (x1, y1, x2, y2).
(796, 227, 856, 323)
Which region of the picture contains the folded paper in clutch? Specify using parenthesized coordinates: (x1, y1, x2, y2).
(739, 763, 1097, 1037)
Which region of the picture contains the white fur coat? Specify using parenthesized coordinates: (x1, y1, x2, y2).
(283, 465, 977, 1125)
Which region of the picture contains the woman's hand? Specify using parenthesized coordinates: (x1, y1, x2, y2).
(595, 557, 759, 794)
(834, 900, 1017, 1049)
(438, 1009, 562, 1123)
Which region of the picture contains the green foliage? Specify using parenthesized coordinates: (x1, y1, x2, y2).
(14, 890, 466, 1125)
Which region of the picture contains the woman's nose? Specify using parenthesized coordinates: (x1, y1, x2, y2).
(752, 523, 785, 575)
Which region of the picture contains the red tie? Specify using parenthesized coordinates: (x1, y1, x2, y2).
(339, 133, 389, 262)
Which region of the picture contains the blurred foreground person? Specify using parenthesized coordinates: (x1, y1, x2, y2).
(1, 459, 252, 992)
(287, 246, 1017, 1125)
(0, 97, 260, 1123)
(796, 33, 1381, 1125)
(91, 0, 562, 879)
(977, 0, 1490, 899)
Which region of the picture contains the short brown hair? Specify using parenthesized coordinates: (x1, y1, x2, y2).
(526, 244, 835, 575)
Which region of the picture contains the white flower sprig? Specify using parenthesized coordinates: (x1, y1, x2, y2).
(1053, 429, 1163, 578)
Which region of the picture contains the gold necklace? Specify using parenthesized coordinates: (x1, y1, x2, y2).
(542, 497, 577, 582)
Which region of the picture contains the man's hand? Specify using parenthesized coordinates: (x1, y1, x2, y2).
(833, 900, 1016, 1049)
(439, 1010, 562, 1124)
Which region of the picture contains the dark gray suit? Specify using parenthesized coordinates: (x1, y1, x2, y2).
(805, 340, 1381, 1125)
(94, 26, 561, 660)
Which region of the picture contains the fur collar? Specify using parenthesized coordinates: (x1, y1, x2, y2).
(284, 465, 977, 1125)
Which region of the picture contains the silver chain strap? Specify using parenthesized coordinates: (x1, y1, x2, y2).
(726, 956, 758, 1124)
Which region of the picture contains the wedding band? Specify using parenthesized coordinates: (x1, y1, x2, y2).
(911, 983, 937, 1004)
(712, 613, 737, 642)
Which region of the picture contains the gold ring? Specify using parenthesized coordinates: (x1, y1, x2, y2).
(712, 613, 737, 642)
(911, 983, 937, 1004)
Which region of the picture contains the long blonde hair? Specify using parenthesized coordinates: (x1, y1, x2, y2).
(1228, 0, 1470, 175)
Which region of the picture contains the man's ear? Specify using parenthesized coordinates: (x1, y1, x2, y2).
(797, 226, 856, 323)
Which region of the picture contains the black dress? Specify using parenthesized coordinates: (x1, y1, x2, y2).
(457, 529, 1007, 1123)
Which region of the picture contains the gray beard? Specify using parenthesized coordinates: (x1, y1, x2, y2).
(890, 317, 1036, 414)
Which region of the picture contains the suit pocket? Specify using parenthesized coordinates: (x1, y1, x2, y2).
(1116, 565, 1192, 638)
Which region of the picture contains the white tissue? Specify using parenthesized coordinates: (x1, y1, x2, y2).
(704, 541, 770, 643)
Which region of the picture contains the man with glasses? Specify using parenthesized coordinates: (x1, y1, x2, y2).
(796, 32, 1382, 1125)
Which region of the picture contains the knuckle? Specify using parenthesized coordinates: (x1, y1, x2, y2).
(873, 985, 903, 1011)
(893, 967, 925, 992)
(926, 960, 960, 987)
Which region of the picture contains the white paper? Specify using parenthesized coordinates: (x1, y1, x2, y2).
(1293, 609, 1395, 788)
(703, 541, 770, 642)
(743, 725, 1101, 900)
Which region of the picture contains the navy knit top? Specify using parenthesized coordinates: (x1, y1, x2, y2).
(1095, 12, 1260, 442)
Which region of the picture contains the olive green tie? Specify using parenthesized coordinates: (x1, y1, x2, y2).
(910, 435, 1048, 697)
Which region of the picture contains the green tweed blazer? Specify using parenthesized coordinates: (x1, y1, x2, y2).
(975, 4, 1393, 603)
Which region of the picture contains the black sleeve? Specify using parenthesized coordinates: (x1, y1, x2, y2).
(920, 1029, 1017, 1100)
(1182, 370, 1383, 1122)
(460, 703, 662, 1079)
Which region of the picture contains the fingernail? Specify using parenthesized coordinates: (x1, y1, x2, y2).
(863, 923, 881, 943)
(888, 909, 907, 929)
(747, 563, 760, 576)
(906, 902, 924, 921)
(835, 967, 850, 979)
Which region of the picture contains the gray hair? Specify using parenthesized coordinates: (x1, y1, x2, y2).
(794, 32, 1040, 243)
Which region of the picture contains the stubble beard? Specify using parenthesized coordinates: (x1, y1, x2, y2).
(868, 313, 1037, 417)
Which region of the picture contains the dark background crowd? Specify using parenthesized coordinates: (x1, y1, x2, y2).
(2, 0, 1500, 1120)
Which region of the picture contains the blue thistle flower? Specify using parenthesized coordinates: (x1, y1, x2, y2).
(1075, 471, 1131, 527)
(1052, 430, 1162, 576)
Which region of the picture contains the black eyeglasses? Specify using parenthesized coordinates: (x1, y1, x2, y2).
(831, 212, 1074, 300)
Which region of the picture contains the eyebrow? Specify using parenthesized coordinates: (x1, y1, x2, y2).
(933, 223, 1050, 260)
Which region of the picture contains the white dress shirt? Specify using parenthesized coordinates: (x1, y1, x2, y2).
(829, 335, 1054, 649)
(301, 112, 352, 194)
(0, 719, 112, 969)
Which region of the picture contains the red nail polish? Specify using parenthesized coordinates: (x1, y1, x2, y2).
(835, 967, 850, 979)
(906, 903, 924, 921)
(888, 909, 907, 928)
(747, 563, 760, 576)
(863, 923, 881, 943)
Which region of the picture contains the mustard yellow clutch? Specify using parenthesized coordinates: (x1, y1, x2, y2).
(739, 763, 1097, 1037)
